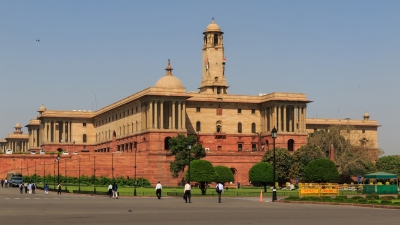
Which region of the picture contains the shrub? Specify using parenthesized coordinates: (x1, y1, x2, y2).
(392, 202, 400, 206)
(381, 196, 396, 200)
(398, 194, 400, 199)
(368, 200, 379, 204)
(335, 196, 348, 200)
(286, 196, 300, 201)
(380, 200, 392, 205)
(304, 158, 339, 183)
(357, 199, 368, 204)
(352, 196, 364, 200)
(366, 194, 380, 200)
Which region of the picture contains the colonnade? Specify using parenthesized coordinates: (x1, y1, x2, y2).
(41, 121, 73, 143)
(263, 104, 307, 133)
(141, 100, 186, 130)
(1, 140, 28, 153)
(28, 127, 40, 149)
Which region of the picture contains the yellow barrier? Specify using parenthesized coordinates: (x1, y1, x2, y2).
(299, 183, 339, 197)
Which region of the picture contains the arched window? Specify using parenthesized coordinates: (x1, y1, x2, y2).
(164, 137, 171, 150)
(288, 139, 294, 151)
(113, 131, 116, 138)
(83, 134, 87, 143)
(196, 121, 201, 132)
(251, 123, 256, 133)
(216, 121, 222, 133)
(238, 123, 242, 133)
(214, 34, 218, 45)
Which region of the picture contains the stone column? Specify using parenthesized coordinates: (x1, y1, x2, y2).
(168, 102, 172, 129)
(53, 121, 57, 142)
(277, 105, 281, 131)
(149, 101, 153, 128)
(160, 101, 164, 129)
(154, 101, 158, 129)
(273, 105, 277, 130)
(182, 102, 186, 130)
(283, 105, 287, 132)
(296, 106, 300, 133)
(304, 105, 307, 133)
(172, 101, 176, 130)
(178, 102, 182, 129)
(288, 107, 292, 132)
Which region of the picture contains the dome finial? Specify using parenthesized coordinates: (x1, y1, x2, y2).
(165, 59, 173, 76)
(212, 17, 214, 23)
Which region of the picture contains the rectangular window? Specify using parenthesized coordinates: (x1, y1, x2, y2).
(196, 107, 200, 112)
(252, 144, 257, 151)
(238, 109, 242, 114)
(251, 109, 256, 114)
(362, 129, 365, 133)
(83, 123, 86, 127)
(238, 144, 243, 151)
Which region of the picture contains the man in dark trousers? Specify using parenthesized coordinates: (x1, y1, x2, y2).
(155, 181, 162, 199)
(216, 182, 224, 203)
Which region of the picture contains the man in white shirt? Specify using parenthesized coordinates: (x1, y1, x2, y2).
(107, 183, 113, 198)
(155, 181, 162, 199)
(216, 182, 224, 203)
(184, 182, 191, 203)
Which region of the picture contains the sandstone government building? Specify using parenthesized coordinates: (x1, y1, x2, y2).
(0, 20, 380, 186)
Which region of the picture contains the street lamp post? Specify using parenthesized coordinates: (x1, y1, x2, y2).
(187, 144, 192, 184)
(271, 127, 278, 202)
(57, 148, 62, 185)
(94, 156, 96, 194)
(134, 148, 137, 196)
(78, 158, 81, 193)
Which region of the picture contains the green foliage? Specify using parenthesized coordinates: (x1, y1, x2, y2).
(381, 196, 396, 200)
(357, 199, 368, 204)
(169, 135, 206, 178)
(288, 144, 325, 180)
(366, 194, 380, 200)
(261, 147, 293, 182)
(351, 196, 364, 200)
(249, 162, 276, 192)
(380, 200, 392, 205)
(304, 158, 339, 183)
(368, 200, 379, 204)
(22, 174, 150, 186)
(376, 155, 400, 175)
(187, 160, 216, 195)
(213, 165, 234, 184)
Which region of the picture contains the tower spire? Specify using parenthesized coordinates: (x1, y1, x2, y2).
(165, 59, 173, 76)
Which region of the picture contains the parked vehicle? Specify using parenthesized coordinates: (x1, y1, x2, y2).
(5, 149, 12, 154)
(39, 149, 45, 154)
(30, 151, 36, 154)
(6, 172, 23, 187)
(62, 151, 69, 155)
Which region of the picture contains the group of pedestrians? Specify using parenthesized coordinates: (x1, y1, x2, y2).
(155, 181, 224, 203)
(18, 182, 37, 194)
(1, 179, 9, 188)
(107, 182, 119, 199)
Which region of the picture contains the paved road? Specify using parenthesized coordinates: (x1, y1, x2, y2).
(1, 187, 399, 225)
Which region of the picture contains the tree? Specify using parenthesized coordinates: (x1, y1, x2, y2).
(214, 165, 234, 184)
(186, 160, 216, 195)
(288, 144, 325, 181)
(169, 135, 206, 179)
(304, 158, 339, 183)
(261, 147, 293, 183)
(248, 162, 276, 192)
(307, 125, 379, 177)
(376, 155, 400, 175)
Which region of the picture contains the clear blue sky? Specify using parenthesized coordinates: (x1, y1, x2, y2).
(1, 1, 399, 155)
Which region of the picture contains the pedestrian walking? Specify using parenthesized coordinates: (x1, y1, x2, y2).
(216, 182, 224, 203)
(112, 182, 118, 199)
(108, 183, 113, 198)
(155, 181, 162, 199)
(57, 183, 62, 195)
(32, 182, 36, 194)
(183, 181, 191, 203)
(28, 183, 32, 194)
(4, 179, 8, 188)
(1, 179, 4, 187)
(44, 184, 49, 195)
(24, 182, 28, 193)
(19, 183, 23, 194)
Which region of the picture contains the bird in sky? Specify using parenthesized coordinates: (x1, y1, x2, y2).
(36, 39, 40, 42)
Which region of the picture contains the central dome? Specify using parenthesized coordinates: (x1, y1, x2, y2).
(154, 60, 184, 89)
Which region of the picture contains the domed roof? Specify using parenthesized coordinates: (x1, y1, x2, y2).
(38, 104, 46, 112)
(363, 111, 370, 118)
(205, 18, 221, 32)
(15, 123, 21, 128)
(154, 60, 184, 89)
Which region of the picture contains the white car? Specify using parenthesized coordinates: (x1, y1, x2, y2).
(72, 151, 78, 155)
(62, 151, 69, 155)
(40, 149, 45, 154)
(5, 149, 12, 154)
(30, 151, 36, 154)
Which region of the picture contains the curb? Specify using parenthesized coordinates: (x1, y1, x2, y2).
(277, 200, 400, 210)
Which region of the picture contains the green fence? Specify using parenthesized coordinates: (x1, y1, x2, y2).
(363, 185, 398, 194)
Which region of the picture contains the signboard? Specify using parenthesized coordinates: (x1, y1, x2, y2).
(320, 189, 338, 194)
(300, 189, 319, 194)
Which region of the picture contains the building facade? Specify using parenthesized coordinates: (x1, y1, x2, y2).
(0, 20, 380, 185)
